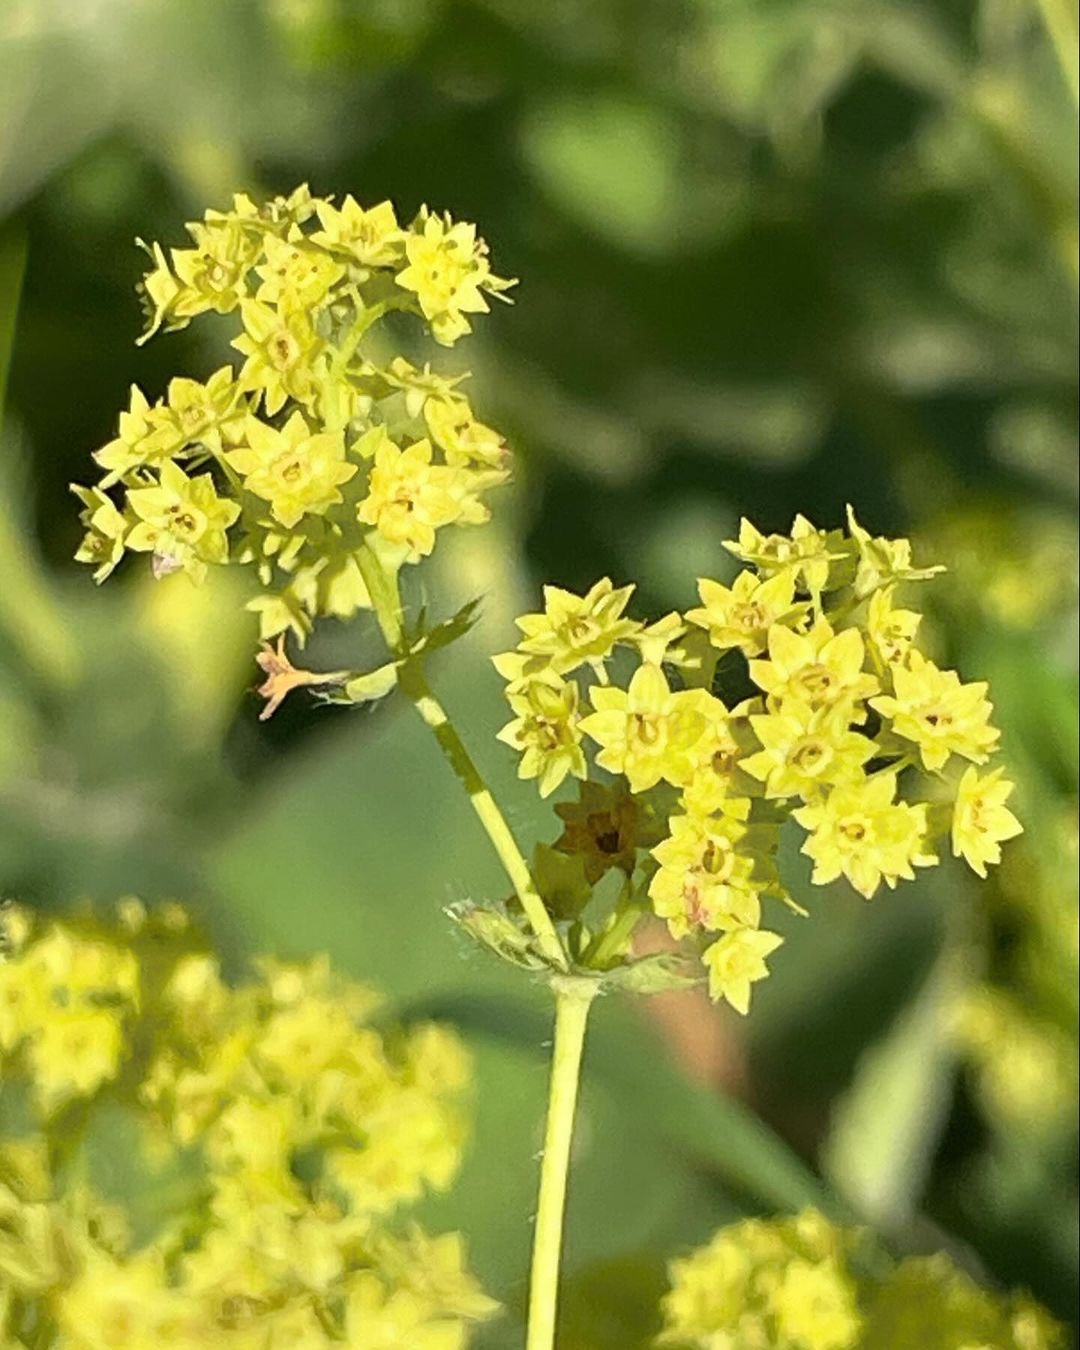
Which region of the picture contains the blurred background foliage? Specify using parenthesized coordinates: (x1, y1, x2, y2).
(0, 0, 1076, 1345)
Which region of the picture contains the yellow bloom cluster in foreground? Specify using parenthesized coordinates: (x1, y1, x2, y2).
(661, 1209, 1063, 1350)
(0, 902, 494, 1349)
(495, 512, 1022, 1013)
(72, 186, 514, 644)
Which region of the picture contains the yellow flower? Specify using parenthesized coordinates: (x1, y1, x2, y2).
(311, 195, 403, 266)
(772, 1258, 863, 1350)
(254, 232, 346, 309)
(424, 394, 508, 468)
(125, 460, 240, 582)
(649, 812, 761, 938)
(846, 504, 944, 597)
(92, 384, 175, 482)
(357, 437, 464, 559)
(866, 587, 921, 667)
(231, 298, 325, 415)
(724, 514, 851, 593)
(870, 651, 999, 771)
(741, 702, 876, 800)
(27, 1008, 126, 1109)
(510, 578, 640, 678)
(396, 209, 512, 346)
(71, 485, 128, 583)
(172, 218, 260, 316)
(703, 928, 783, 1014)
(748, 618, 879, 717)
(579, 663, 709, 793)
(951, 766, 1023, 877)
(157, 366, 246, 456)
(496, 675, 586, 797)
(227, 411, 356, 529)
(794, 774, 937, 899)
(686, 569, 807, 656)
(57, 1251, 207, 1350)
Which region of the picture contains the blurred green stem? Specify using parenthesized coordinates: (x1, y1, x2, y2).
(526, 979, 596, 1350)
(355, 543, 567, 970)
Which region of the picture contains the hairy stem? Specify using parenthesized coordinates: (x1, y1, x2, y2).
(356, 543, 567, 970)
(526, 980, 596, 1350)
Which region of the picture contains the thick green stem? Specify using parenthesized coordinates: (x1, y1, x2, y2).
(526, 980, 596, 1350)
(356, 544, 567, 970)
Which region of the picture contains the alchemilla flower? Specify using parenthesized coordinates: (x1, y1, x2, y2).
(495, 510, 1021, 1014)
(0, 902, 496, 1348)
(72, 185, 514, 646)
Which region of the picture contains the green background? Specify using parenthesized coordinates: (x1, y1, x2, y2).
(1, 1, 1076, 1344)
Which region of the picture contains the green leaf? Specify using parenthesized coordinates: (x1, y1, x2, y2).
(599, 952, 703, 996)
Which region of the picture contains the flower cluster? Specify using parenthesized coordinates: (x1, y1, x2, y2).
(495, 511, 1022, 1013)
(0, 902, 495, 1348)
(660, 1208, 1063, 1350)
(72, 186, 514, 645)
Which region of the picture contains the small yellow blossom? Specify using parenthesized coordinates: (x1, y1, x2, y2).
(232, 298, 325, 415)
(125, 460, 240, 582)
(748, 619, 879, 716)
(71, 484, 128, 583)
(686, 568, 807, 655)
(254, 231, 346, 309)
(579, 663, 708, 793)
(496, 675, 586, 797)
(952, 765, 1023, 877)
(866, 587, 921, 667)
(510, 577, 640, 678)
(357, 437, 466, 559)
(649, 812, 761, 937)
(92, 384, 174, 481)
(703, 928, 784, 1014)
(424, 394, 507, 468)
(742, 702, 876, 799)
(871, 650, 1000, 771)
(311, 195, 403, 266)
(396, 209, 512, 346)
(254, 637, 351, 720)
(724, 514, 851, 593)
(159, 366, 246, 456)
(227, 412, 357, 529)
(794, 774, 937, 898)
(846, 504, 944, 597)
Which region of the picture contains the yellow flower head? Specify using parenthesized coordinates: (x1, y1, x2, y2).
(510, 578, 640, 678)
(724, 514, 851, 594)
(71, 484, 128, 583)
(125, 460, 240, 583)
(952, 765, 1023, 877)
(794, 773, 937, 898)
(254, 231, 346, 310)
(742, 702, 877, 800)
(871, 650, 1000, 772)
(424, 394, 508, 469)
(703, 928, 784, 1014)
(649, 811, 761, 938)
(357, 437, 464, 560)
(227, 411, 357, 529)
(92, 384, 175, 482)
(158, 366, 245, 456)
(748, 618, 879, 717)
(580, 662, 708, 793)
(866, 587, 921, 667)
(496, 674, 587, 797)
(311, 195, 403, 266)
(396, 209, 512, 346)
(232, 298, 325, 415)
(686, 568, 807, 656)
(846, 504, 944, 597)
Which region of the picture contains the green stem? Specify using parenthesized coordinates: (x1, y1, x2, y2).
(526, 980, 596, 1350)
(356, 543, 568, 970)
(583, 879, 646, 968)
(1034, 0, 1079, 106)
